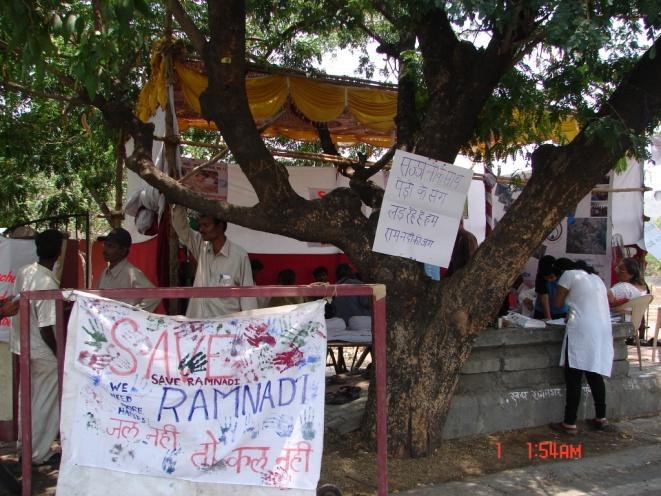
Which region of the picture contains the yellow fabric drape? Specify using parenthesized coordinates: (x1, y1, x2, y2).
(135, 52, 168, 122)
(135, 50, 580, 147)
(347, 87, 398, 132)
(246, 76, 288, 120)
(173, 61, 208, 115)
(288, 77, 347, 122)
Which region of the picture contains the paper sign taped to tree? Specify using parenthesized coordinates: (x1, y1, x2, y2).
(373, 150, 472, 267)
(62, 292, 326, 490)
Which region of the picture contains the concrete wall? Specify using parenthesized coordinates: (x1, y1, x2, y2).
(443, 324, 661, 439)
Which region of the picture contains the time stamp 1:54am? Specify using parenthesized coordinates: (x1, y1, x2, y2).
(496, 441, 583, 460)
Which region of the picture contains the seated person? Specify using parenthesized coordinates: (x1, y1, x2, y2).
(608, 257, 649, 342)
(312, 266, 329, 283)
(311, 266, 335, 318)
(333, 263, 370, 326)
(533, 256, 568, 320)
(608, 257, 647, 307)
(269, 268, 305, 307)
(250, 258, 270, 308)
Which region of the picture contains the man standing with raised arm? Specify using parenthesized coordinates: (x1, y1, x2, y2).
(171, 205, 257, 318)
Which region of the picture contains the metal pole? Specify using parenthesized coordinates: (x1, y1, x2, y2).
(372, 285, 388, 496)
(19, 297, 32, 496)
(55, 299, 65, 404)
(85, 211, 91, 288)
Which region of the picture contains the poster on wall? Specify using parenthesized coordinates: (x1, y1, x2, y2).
(0, 236, 37, 342)
(181, 158, 229, 201)
(491, 175, 612, 287)
(59, 293, 327, 491)
(372, 150, 473, 267)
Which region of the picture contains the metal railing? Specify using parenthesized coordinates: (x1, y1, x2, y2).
(17, 284, 388, 495)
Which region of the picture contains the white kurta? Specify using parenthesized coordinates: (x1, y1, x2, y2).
(558, 270, 614, 377)
(609, 281, 644, 301)
(11, 262, 60, 463)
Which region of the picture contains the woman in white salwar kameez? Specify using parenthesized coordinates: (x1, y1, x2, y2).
(551, 258, 614, 435)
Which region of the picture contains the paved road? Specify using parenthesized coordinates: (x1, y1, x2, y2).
(400, 416, 661, 496)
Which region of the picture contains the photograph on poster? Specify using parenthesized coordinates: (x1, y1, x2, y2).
(590, 191, 608, 217)
(566, 217, 607, 254)
(181, 159, 228, 200)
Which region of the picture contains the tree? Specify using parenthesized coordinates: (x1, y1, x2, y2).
(1, 1, 660, 457)
(0, 92, 120, 229)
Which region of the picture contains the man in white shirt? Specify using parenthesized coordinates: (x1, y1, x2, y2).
(97, 228, 160, 312)
(11, 229, 63, 466)
(172, 205, 257, 318)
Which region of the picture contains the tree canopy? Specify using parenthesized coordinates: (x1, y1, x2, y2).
(1, 0, 660, 457)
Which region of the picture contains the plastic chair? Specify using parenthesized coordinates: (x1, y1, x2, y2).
(652, 307, 661, 363)
(612, 294, 653, 370)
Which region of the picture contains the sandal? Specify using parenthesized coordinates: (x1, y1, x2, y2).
(550, 422, 578, 436)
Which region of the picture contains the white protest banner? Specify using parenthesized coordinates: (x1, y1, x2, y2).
(644, 223, 661, 260)
(0, 236, 37, 342)
(373, 150, 473, 267)
(59, 293, 326, 492)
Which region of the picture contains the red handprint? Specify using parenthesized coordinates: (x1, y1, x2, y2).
(245, 323, 276, 348)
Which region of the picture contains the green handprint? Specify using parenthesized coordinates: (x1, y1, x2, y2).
(82, 319, 107, 350)
(178, 351, 208, 376)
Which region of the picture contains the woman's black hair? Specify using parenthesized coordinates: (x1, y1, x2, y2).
(552, 258, 576, 277)
(537, 255, 556, 277)
(534, 255, 556, 293)
(620, 257, 645, 287)
(574, 260, 597, 275)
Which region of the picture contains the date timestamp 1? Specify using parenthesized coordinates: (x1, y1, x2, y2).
(495, 441, 583, 460)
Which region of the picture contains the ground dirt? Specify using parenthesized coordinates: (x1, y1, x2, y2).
(319, 413, 658, 495)
(0, 416, 655, 496)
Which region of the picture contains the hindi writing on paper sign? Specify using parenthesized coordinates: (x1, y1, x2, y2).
(62, 293, 326, 490)
(373, 150, 473, 267)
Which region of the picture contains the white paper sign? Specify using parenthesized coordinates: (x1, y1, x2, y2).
(644, 223, 661, 260)
(373, 150, 473, 266)
(61, 293, 326, 490)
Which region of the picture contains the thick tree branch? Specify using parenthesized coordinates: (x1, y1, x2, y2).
(91, 0, 105, 33)
(455, 36, 661, 336)
(313, 122, 339, 155)
(86, 186, 112, 219)
(201, 0, 298, 204)
(367, 0, 398, 26)
(415, 3, 541, 161)
(0, 80, 83, 104)
(167, 0, 207, 54)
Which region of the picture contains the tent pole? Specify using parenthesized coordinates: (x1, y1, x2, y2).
(164, 9, 180, 315)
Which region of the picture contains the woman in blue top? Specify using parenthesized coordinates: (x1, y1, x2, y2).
(533, 256, 568, 320)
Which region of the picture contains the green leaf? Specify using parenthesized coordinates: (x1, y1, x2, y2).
(84, 74, 98, 99)
(133, 0, 150, 17)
